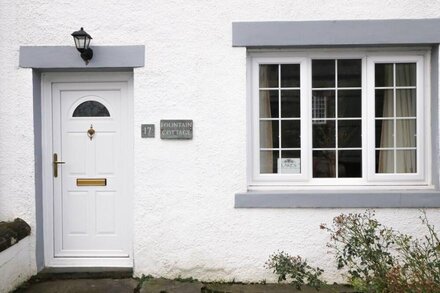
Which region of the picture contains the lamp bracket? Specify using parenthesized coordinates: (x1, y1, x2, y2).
(80, 48, 93, 65)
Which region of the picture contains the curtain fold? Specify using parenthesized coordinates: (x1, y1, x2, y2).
(378, 68, 394, 173)
(260, 68, 274, 173)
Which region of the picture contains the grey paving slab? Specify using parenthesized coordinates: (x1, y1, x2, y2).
(202, 283, 355, 293)
(140, 278, 204, 293)
(204, 283, 308, 292)
(140, 279, 356, 293)
(15, 278, 138, 293)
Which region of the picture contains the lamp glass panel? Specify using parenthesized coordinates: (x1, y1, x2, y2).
(85, 37, 91, 48)
(73, 37, 80, 48)
(75, 36, 86, 49)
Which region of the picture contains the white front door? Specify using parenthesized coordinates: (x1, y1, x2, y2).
(42, 73, 133, 267)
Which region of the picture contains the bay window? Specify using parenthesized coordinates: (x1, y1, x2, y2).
(250, 50, 429, 187)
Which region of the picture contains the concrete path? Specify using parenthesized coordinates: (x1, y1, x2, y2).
(141, 278, 355, 293)
(14, 277, 356, 293)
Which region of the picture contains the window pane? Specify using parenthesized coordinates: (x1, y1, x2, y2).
(396, 89, 416, 117)
(338, 90, 361, 118)
(375, 89, 394, 117)
(259, 90, 278, 118)
(279, 151, 301, 174)
(281, 120, 300, 148)
(312, 90, 335, 118)
(396, 119, 416, 147)
(375, 120, 394, 148)
(396, 63, 416, 87)
(260, 150, 279, 173)
(338, 150, 362, 178)
(281, 150, 301, 158)
(313, 150, 336, 177)
(312, 60, 335, 88)
(376, 150, 394, 173)
(396, 150, 416, 173)
(338, 59, 362, 87)
(281, 90, 300, 118)
(260, 121, 279, 148)
(259, 65, 278, 88)
(338, 120, 362, 148)
(313, 121, 335, 148)
(375, 63, 393, 87)
(73, 101, 110, 117)
(281, 64, 300, 87)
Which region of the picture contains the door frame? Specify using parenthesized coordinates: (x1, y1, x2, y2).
(41, 72, 134, 268)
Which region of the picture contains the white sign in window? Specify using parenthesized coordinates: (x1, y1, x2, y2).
(277, 158, 301, 174)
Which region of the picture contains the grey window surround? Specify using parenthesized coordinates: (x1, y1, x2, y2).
(233, 19, 440, 208)
(19, 45, 145, 68)
(232, 19, 440, 47)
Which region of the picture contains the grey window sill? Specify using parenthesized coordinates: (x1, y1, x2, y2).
(235, 191, 440, 208)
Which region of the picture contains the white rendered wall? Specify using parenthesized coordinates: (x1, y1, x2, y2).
(1, 0, 440, 284)
(0, 0, 37, 286)
(0, 237, 32, 293)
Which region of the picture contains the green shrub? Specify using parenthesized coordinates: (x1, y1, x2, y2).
(267, 210, 440, 293)
(265, 251, 326, 290)
(320, 210, 395, 292)
(385, 212, 440, 292)
(320, 210, 440, 292)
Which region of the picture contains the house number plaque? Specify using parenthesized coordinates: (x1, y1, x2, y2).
(141, 124, 155, 138)
(160, 120, 193, 139)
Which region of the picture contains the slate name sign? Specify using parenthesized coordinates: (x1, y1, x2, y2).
(160, 120, 193, 139)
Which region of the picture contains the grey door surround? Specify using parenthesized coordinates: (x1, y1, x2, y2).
(20, 45, 144, 69)
(20, 45, 144, 270)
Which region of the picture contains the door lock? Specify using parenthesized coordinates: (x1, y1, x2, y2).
(53, 153, 65, 178)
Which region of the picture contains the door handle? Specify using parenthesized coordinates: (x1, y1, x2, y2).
(53, 153, 65, 178)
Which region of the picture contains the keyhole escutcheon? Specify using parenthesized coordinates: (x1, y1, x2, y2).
(87, 125, 95, 141)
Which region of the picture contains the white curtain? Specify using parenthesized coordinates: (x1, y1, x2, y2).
(378, 64, 416, 173)
(395, 64, 416, 173)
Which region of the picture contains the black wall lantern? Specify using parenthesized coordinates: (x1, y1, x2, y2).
(71, 27, 93, 64)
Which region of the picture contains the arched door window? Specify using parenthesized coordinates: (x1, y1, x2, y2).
(72, 100, 110, 117)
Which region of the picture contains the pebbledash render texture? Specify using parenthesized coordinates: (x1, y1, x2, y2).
(2, 0, 440, 288)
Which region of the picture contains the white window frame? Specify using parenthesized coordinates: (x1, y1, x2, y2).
(367, 55, 428, 184)
(248, 49, 431, 190)
(251, 56, 309, 183)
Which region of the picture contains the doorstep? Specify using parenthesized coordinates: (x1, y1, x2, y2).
(14, 278, 138, 293)
(35, 267, 133, 279)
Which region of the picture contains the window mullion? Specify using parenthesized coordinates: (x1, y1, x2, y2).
(335, 60, 339, 178)
(307, 58, 312, 180)
(278, 64, 282, 166)
(393, 63, 397, 173)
